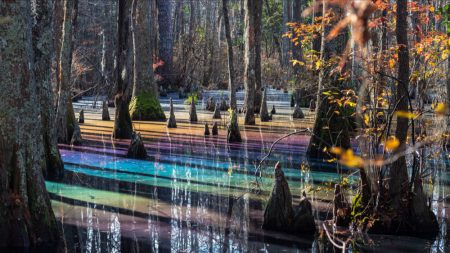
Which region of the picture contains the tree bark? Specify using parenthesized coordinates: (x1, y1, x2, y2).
(113, 0, 134, 139)
(157, 0, 174, 87)
(0, 0, 61, 248)
(223, 0, 237, 110)
(33, 0, 65, 180)
(389, 0, 410, 209)
(55, 0, 78, 144)
(253, 0, 263, 111)
(243, 0, 257, 125)
(129, 0, 165, 121)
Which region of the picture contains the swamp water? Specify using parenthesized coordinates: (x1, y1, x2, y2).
(45, 92, 449, 252)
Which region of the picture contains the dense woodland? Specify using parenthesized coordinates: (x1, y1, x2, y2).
(1, 0, 450, 252)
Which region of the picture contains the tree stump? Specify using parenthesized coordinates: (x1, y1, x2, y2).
(213, 103, 222, 119)
(271, 105, 276, 115)
(309, 100, 316, 112)
(227, 110, 242, 142)
(102, 101, 110, 121)
(204, 123, 210, 136)
(292, 192, 316, 233)
(262, 162, 294, 231)
(167, 98, 177, 128)
(78, 109, 84, 124)
(212, 122, 218, 135)
(333, 184, 350, 227)
(220, 97, 229, 111)
(206, 97, 216, 111)
(127, 132, 147, 159)
(260, 89, 270, 122)
(293, 104, 305, 119)
(189, 97, 198, 122)
(70, 122, 83, 146)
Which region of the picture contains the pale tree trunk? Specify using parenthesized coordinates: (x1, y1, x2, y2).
(113, 0, 133, 139)
(243, 0, 257, 125)
(157, 0, 174, 87)
(223, 0, 237, 110)
(253, 0, 263, 112)
(33, 0, 64, 180)
(129, 0, 165, 121)
(55, 0, 78, 144)
(0, 0, 62, 248)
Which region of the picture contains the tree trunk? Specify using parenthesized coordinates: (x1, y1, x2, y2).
(157, 0, 174, 87)
(223, 0, 237, 110)
(243, 0, 257, 125)
(306, 2, 351, 159)
(281, 0, 291, 67)
(55, 0, 78, 144)
(33, 0, 64, 180)
(113, 0, 133, 139)
(0, 0, 61, 248)
(253, 0, 263, 111)
(292, 0, 303, 75)
(389, 0, 410, 209)
(129, 0, 165, 121)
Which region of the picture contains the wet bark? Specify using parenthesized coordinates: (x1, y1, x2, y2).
(167, 98, 177, 128)
(0, 0, 61, 248)
(33, 0, 64, 180)
(260, 89, 270, 122)
(126, 132, 147, 159)
(227, 110, 242, 142)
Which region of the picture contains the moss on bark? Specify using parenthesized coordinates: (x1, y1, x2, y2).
(129, 91, 166, 121)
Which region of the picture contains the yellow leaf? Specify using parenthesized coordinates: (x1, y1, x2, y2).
(395, 111, 417, 119)
(339, 149, 364, 168)
(389, 59, 396, 69)
(434, 102, 448, 116)
(329, 147, 343, 155)
(315, 60, 322, 70)
(385, 136, 400, 152)
(430, 6, 435, 12)
(364, 114, 370, 126)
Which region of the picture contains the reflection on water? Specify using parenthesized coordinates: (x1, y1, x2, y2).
(46, 96, 450, 252)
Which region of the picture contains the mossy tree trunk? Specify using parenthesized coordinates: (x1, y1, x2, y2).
(55, 0, 78, 144)
(33, 0, 64, 180)
(129, 0, 165, 121)
(113, 0, 133, 139)
(0, 0, 61, 248)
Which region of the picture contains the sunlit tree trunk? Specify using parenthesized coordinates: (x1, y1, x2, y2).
(0, 0, 61, 248)
(33, 0, 64, 180)
(281, 0, 291, 67)
(55, 0, 78, 144)
(253, 0, 263, 111)
(113, 0, 133, 139)
(223, 0, 237, 110)
(129, 0, 165, 121)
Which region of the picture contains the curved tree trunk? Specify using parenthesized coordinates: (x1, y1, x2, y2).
(33, 0, 64, 180)
(129, 0, 165, 121)
(222, 0, 237, 110)
(55, 0, 78, 144)
(0, 1, 62, 248)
